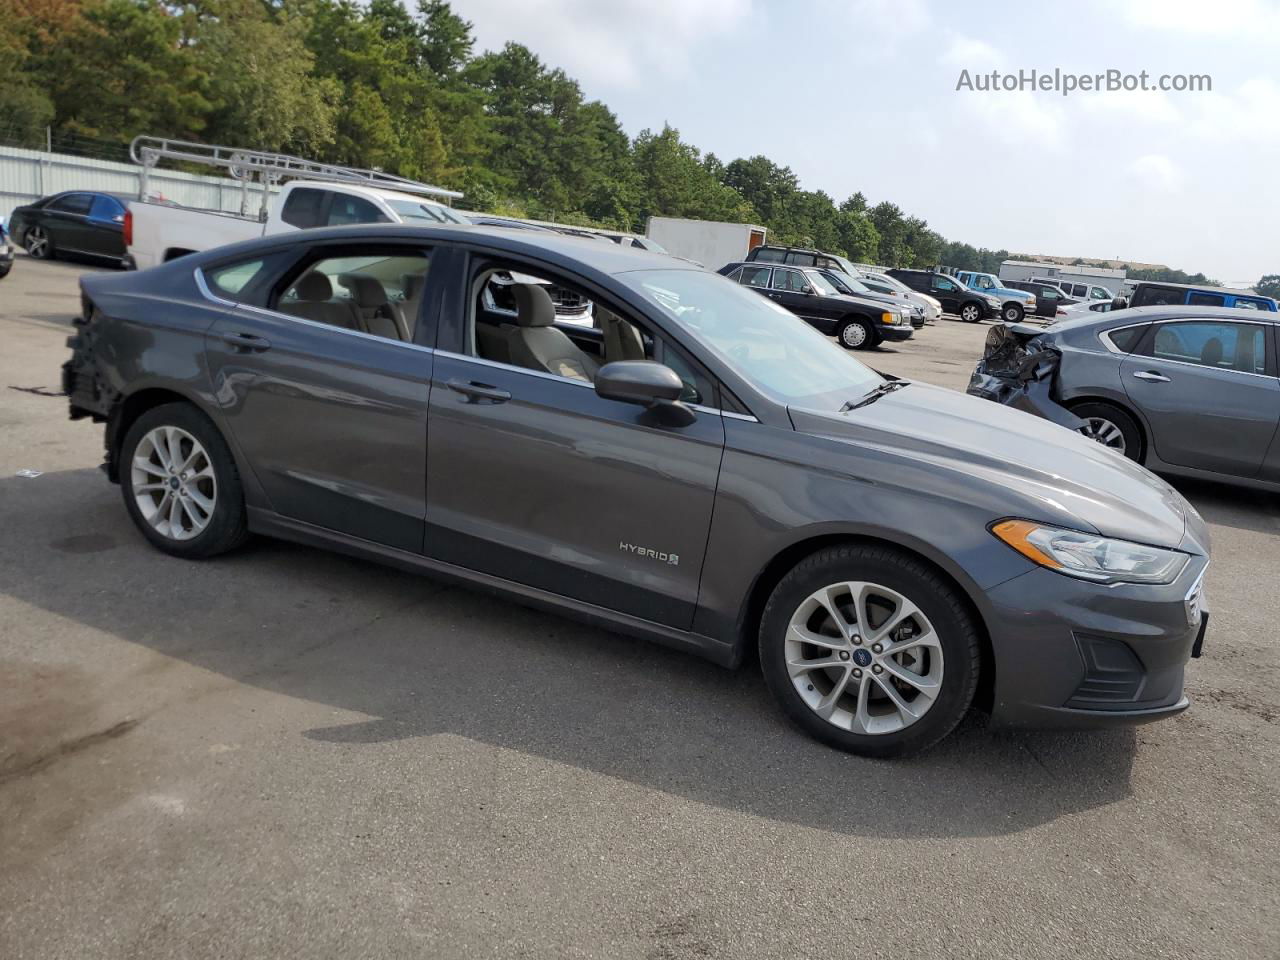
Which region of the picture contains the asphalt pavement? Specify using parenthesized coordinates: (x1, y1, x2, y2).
(1, 253, 1277, 959)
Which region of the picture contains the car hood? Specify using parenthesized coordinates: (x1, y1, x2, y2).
(789, 381, 1193, 551)
(830, 293, 903, 313)
(994, 287, 1034, 302)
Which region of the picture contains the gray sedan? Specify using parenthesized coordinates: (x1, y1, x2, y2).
(65, 227, 1209, 757)
(968, 305, 1280, 491)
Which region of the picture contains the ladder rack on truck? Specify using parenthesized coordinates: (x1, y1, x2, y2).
(129, 136, 463, 220)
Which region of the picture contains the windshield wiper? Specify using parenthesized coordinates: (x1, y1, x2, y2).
(840, 379, 910, 412)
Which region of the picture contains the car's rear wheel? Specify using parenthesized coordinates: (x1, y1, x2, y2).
(26, 226, 53, 260)
(120, 403, 249, 558)
(838, 319, 875, 350)
(1002, 303, 1024, 323)
(1070, 401, 1142, 461)
(759, 545, 981, 758)
(959, 302, 982, 323)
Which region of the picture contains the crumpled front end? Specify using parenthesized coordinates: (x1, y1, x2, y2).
(966, 323, 1084, 431)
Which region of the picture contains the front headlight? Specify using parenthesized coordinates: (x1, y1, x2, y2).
(880, 311, 900, 325)
(991, 519, 1189, 584)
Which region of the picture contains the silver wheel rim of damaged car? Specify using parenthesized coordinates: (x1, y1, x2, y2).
(1077, 417, 1126, 454)
(785, 581, 944, 735)
(841, 322, 867, 348)
(131, 426, 217, 540)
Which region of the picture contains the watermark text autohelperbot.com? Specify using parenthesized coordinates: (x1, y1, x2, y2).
(956, 68, 1211, 96)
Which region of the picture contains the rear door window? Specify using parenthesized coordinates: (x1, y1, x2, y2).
(738, 265, 772, 288)
(751, 247, 784, 263)
(1148, 321, 1268, 374)
(785, 252, 817, 266)
(1188, 292, 1225, 307)
(280, 188, 327, 228)
(50, 193, 93, 215)
(326, 194, 392, 226)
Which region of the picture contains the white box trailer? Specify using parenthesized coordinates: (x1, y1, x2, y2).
(645, 216, 766, 270)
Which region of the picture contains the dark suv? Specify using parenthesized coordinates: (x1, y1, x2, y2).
(887, 269, 1000, 322)
(719, 261, 913, 349)
(745, 244, 855, 273)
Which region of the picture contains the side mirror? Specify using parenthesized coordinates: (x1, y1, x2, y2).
(595, 360, 696, 427)
(800, 285, 813, 295)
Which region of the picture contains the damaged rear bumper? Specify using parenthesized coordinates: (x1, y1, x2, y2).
(966, 323, 1085, 431)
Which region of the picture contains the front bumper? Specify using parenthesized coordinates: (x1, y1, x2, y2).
(983, 560, 1207, 729)
(878, 324, 914, 342)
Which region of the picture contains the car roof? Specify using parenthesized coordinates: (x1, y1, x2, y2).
(1054, 304, 1278, 332)
(196, 223, 692, 276)
(1130, 279, 1268, 298)
(51, 190, 132, 202)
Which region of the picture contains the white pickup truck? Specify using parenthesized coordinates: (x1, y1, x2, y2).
(125, 179, 469, 270)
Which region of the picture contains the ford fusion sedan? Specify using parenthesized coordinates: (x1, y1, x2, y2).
(968, 305, 1280, 492)
(718, 261, 913, 349)
(64, 225, 1208, 757)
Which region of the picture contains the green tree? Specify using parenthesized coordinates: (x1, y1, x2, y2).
(631, 125, 755, 225)
(1255, 275, 1280, 300)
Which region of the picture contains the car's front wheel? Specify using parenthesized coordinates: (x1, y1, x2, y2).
(1002, 303, 1024, 323)
(1070, 401, 1142, 461)
(120, 402, 249, 558)
(759, 544, 981, 758)
(25, 226, 53, 260)
(838, 319, 875, 350)
(959, 302, 982, 323)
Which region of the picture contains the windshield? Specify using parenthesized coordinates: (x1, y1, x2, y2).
(620, 269, 881, 407)
(385, 199, 467, 224)
(805, 270, 841, 296)
(868, 272, 910, 294)
(638, 237, 668, 254)
(823, 271, 873, 295)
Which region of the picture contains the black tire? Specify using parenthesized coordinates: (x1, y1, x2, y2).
(120, 402, 249, 558)
(759, 544, 981, 759)
(959, 301, 983, 323)
(1069, 401, 1143, 461)
(837, 319, 875, 350)
(1002, 302, 1024, 323)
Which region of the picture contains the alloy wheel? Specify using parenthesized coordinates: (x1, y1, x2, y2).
(784, 580, 944, 735)
(1077, 417, 1126, 454)
(841, 322, 868, 348)
(131, 426, 217, 540)
(961, 305, 980, 322)
(26, 226, 49, 258)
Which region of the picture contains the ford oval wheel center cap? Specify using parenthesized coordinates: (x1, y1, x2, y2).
(853, 648, 873, 667)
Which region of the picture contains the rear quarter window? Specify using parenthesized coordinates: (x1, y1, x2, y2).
(1105, 325, 1146, 353)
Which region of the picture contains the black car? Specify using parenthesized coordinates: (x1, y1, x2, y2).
(719, 261, 913, 349)
(8, 191, 130, 264)
(1003, 279, 1074, 318)
(817, 268, 925, 329)
(887, 269, 999, 322)
(746, 243, 853, 273)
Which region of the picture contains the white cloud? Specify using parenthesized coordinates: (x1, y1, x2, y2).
(1186, 75, 1280, 144)
(1076, 88, 1182, 126)
(943, 32, 1064, 149)
(1127, 154, 1185, 192)
(461, 0, 752, 90)
(1119, 0, 1280, 37)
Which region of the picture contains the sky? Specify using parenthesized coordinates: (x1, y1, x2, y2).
(456, 0, 1280, 284)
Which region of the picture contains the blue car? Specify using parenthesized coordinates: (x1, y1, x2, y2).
(1126, 281, 1276, 312)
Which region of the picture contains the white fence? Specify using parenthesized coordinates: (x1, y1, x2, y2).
(0, 144, 277, 223)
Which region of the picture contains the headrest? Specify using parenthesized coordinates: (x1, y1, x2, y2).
(1201, 338, 1223, 367)
(511, 283, 557, 327)
(338, 273, 388, 308)
(294, 272, 333, 301)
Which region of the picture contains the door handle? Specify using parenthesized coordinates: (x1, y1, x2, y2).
(446, 378, 511, 404)
(220, 332, 272, 352)
(1132, 370, 1170, 383)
